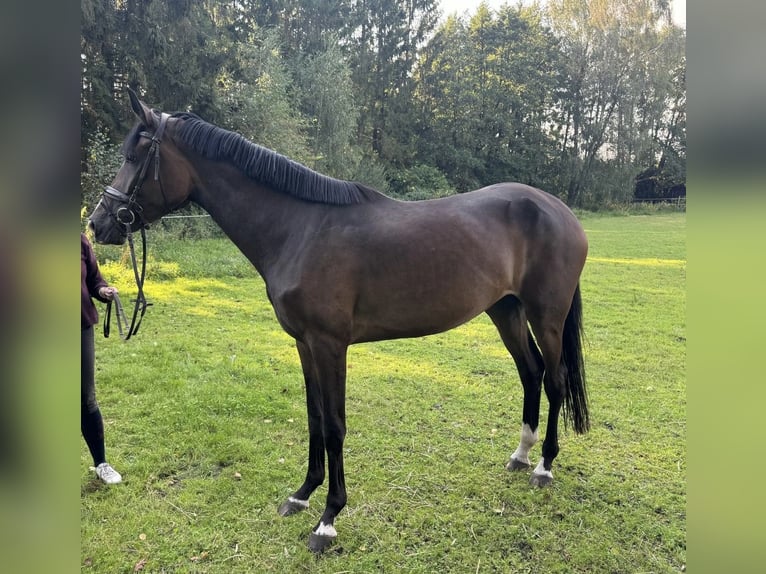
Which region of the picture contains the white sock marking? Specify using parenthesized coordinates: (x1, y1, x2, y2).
(314, 521, 337, 538)
(533, 459, 554, 479)
(510, 423, 538, 465)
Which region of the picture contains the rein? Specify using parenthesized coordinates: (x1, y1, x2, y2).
(102, 112, 169, 340)
(104, 225, 151, 340)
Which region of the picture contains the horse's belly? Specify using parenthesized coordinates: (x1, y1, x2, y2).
(350, 284, 503, 344)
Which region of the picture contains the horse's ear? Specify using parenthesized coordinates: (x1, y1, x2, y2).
(127, 88, 156, 128)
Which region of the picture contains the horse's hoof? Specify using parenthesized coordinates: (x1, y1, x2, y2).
(278, 497, 308, 517)
(529, 472, 554, 488)
(506, 458, 531, 472)
(308, 532, 336, 554)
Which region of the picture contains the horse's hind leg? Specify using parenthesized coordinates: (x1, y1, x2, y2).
(526, 285, 589, 487)
(527, 312, 568, 487)
(486, 296, 545, 472)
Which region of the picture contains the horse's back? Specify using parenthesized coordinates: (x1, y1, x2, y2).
(404, 182, 588, 316)
(461, 183, 583, 232)
(338, 183, 586, 342)
(421, 183, 587, 269)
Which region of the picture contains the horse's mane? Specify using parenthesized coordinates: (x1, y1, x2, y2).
(168, 112, 383, 206)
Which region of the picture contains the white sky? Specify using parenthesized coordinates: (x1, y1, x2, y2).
(438, 0, 686, 28)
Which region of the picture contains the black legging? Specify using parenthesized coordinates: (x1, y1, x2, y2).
(81, 326, 105, 465)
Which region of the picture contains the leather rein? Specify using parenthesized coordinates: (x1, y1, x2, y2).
(103, 226, 149, 340)
(102, 112, 170, 340)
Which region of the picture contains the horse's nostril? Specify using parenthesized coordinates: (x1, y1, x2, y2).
(87, 220, 96, 232)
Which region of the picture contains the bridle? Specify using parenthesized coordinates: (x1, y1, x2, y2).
(101, 111, 170, 340)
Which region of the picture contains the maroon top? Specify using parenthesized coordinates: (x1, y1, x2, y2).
(81, 233, 109, 329)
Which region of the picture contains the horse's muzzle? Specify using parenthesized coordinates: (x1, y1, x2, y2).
(88, 217, 127, 245)
(87, 186, 137, 245)
(87, 202, 128, 244)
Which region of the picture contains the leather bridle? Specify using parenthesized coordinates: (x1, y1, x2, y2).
(102, 111, 171, 230)
(100, 111, 170, 340)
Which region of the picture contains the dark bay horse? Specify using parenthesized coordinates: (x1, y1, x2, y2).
(88, 90, 590, 553)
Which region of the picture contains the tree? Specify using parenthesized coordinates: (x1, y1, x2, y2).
(81, 0, 123, 155)
(215, 31, 310, 162)
(274, 0, 352, 57)
(546, 0, 685, 206)
(348, 0, 439, 167)
(80, 0, 685, 209)
(293, 38, 361, 178)
(415, 3, 561, 191)
(81, 0, 234, 147)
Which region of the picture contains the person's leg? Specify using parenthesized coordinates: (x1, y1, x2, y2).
(81, 327, 120, 483)
(81, 326, 105, 465)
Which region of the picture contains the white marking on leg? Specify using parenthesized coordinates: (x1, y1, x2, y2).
(288, 496, 309, 509)
(314, 521, 337, 538)
(532, 459, 554, 480)
(510, 423, 538, 466)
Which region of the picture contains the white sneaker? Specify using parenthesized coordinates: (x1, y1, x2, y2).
(95, 462, 122, 484)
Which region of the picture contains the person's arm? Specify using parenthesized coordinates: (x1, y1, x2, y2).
(83, 236, 114, 302)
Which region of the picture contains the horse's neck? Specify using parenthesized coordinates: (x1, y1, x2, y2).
(191, 173, 310, 279)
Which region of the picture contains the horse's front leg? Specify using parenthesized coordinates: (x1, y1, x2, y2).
(305, 337, 348, 553)
(278, 341, 325, 516)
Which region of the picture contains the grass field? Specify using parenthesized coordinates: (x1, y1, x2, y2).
(83, 212, 686, 573)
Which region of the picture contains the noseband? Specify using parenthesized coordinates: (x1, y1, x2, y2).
(101, 111, 170, 340)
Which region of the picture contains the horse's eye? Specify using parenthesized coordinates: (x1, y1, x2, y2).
(126, 154, 137, 164)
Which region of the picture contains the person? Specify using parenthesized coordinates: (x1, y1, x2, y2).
(81, 232, 122, 484)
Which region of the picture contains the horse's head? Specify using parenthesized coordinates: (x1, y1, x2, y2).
(88, 89, 194, 244)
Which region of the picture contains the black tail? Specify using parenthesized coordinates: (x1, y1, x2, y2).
(562, 284, 589, 434)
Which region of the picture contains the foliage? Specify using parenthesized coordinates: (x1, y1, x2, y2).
(347, 0, 440, 167)
(346, 150, 391, 193)
(81, 0, 224, 143)
(80, 0, 685, 210)
(292, 36, 361, 178)
(415, 5, 563, 192)
(80, 128, 122, 215)
(387, 163, 455, 200)
(215, 31, 311, 162)
(152, 206, 226, 241)
(83, 213, 686, 572)
(546, 0, 686, 205)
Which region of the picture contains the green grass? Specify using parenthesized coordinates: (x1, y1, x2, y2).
(83, 212, 685, 573)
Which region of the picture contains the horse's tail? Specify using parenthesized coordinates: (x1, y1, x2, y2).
(562, 283, 590, 434)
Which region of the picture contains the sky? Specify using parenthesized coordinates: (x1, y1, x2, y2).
(438, 0, 686, 28)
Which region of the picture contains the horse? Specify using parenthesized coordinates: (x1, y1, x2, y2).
(88, 89, 590, 553)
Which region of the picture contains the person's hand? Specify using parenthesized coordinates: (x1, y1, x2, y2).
(98, 286, 118, 301)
